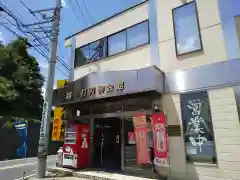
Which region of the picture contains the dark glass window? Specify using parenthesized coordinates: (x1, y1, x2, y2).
(89, 38, 106, 61)
(108, 30, 127, 56)
(74, 45, 90, 67)
(180, 91, 217, 164)
(173, 2, 202, 55)
(127, 21, 149, 49)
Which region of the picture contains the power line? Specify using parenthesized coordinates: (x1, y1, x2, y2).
(1, 1, 68, 70)
(19, 0, 52, 41)
(1, 18, 69, 78)
(2, 23, 69, 78)
(75, 0, 89, 26)
(67, 0, 83, 26)
(82, 0, 93, 23)
(17, 0, 70, 71)
(0, 2, 70, 72)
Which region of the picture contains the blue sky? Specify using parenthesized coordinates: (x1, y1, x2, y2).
(0, 0, 240, 94)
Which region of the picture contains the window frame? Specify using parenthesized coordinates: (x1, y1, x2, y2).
(74, 20, 150, 68)
(172, 1, 203, 56)
(89, 38, 107, 62)
(126, 21, 150, 50)
(107, 29, 127, 56)
(74, 44, 90, 68)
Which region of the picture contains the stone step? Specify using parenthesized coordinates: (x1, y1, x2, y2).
(73, 171, 156, 180)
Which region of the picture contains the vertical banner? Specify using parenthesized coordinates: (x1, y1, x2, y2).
(151, 112, 169, 167)
(133, 114, 150, 164)
(52, 80, 68, 141)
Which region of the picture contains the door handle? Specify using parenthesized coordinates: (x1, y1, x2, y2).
(116, 135, 120, 144)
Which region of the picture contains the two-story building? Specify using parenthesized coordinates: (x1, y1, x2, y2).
(53, 0, 240, 179)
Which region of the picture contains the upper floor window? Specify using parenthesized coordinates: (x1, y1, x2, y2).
(75, 38, 107, 67)
(173, 1, 202, 55)
(127, 21, 149, 49)
(89, 39, 107, 61)
(108, 31, 127, 56)
(75, 45, 90, 67)
(74, 20, 149, 67)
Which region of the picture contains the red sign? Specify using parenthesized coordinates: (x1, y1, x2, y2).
(151, 113, 169, 167)
(128, 132, 135, 144)
(133, 114, 150, 164)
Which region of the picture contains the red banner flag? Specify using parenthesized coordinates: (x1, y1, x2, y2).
(133, 114, 150, 164)
(151, 112, 169, 167)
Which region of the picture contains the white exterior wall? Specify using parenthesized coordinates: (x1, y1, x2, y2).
(73, 45, 151, 80)
(70, 3, 150, 81)
(162, 88, 240, 180)
(157, 0, 228, 72)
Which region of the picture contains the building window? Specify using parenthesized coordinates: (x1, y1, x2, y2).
(108, 30, 127, 56)
(127, 21, 149, 49)
(180, 91, 217, 164)
(89, 38, 107, 61)
(74, 20, 149, 67)
(173, 1, 202, 55)
(75, 45, 90, 67)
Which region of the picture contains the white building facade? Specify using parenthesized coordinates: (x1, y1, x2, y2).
(56, 0, 240, 179)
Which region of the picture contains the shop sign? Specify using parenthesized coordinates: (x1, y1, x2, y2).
(40, 102, 48, 138)
(81, 133, 88, 148)
(52, 107, 64, 141)
(133, 114, 150, 164)
(64, 80, 125, 101)
(151, 113, 169, 167)
(180, 91, 216, 160)
(128, 132, 136, 144)
(52, 80, 68, 141)
(79, 80, 124, 98)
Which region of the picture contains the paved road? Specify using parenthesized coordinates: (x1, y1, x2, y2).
(0, 155, 57, 180)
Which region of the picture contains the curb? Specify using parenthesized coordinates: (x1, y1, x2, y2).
(73, 172, 115, 180)
(47, 167, 74, 176)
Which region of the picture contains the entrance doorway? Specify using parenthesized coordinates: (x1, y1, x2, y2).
(93, 117, 122, 171)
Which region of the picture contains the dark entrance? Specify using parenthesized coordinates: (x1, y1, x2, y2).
(93, 117, 122, 171)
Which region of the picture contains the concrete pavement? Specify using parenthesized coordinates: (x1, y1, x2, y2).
(0, 155, 57, 180)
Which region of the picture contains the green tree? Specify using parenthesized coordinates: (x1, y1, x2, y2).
(0, 38, 44, 126)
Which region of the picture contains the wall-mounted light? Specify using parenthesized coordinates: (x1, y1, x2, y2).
(152, 104, 160, 112)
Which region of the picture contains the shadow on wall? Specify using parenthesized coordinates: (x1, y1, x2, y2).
(160, 94, 199, 180)
(233, 85, 240, 118)
(0, 121, 62, 161)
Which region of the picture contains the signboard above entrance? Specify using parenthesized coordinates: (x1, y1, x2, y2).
(78, 80, 124, 99)
(64, 80, 124, 101)
(52, 66, 164, 106)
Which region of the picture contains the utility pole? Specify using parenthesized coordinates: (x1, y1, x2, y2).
(36, 0, 61, 178)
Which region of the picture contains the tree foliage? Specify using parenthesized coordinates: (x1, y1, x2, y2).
(0, 38, 44, 124)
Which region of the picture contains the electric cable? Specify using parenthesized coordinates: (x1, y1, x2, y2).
(82, 0, 93, 23)
(18, 0, 71, 69)
(0, 2, 70, 73)
(1, 2, 70, 71)
(1, 21, 69, 78)
(67, 0, 84, 26)
(75, 0, 89, 26)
